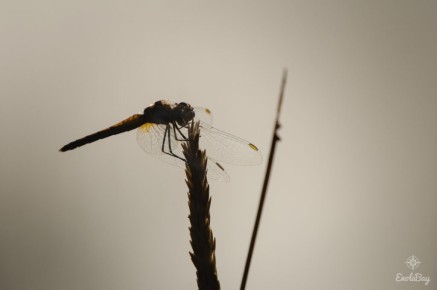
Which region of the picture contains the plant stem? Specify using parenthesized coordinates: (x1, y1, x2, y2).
(182, 121, 220, 290)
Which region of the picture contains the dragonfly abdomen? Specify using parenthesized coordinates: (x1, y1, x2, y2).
(60, 114, 145, 152)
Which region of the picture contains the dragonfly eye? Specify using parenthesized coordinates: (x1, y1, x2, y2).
(176, 102, 192, 113)
(178, 102, 188, 107)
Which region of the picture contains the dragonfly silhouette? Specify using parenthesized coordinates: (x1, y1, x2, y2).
(60, 100, 262, 181)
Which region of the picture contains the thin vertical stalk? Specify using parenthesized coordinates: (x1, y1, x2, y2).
(240, 70, 288, 290)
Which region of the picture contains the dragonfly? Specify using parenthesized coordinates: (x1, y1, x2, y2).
(60, 100, 262, 181)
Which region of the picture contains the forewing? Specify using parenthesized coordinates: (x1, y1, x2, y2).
(193, 107, 213, 125)
(198, 123, 262, 166)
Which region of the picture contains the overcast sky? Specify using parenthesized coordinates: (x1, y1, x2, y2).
(1, 1, 436, 289)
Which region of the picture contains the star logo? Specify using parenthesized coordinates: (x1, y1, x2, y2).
(405, 255, 421, 270)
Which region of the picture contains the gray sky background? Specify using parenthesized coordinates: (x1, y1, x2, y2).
(1, 1, 436, 289)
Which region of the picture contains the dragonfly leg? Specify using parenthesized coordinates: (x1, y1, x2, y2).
(173, 123, 189, 141)
(161, 124, 168, 153)
(161, 125, 186, 162)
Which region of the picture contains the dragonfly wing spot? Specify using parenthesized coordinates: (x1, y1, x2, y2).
(215, 161, 225, 171)
(249, 143, 259, 151)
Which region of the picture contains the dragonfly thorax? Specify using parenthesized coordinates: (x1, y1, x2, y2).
(143, 100, 195, 126)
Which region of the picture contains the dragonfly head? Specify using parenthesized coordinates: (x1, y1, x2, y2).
(175, 102, 195, 126)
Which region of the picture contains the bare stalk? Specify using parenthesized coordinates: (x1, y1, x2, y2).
(240, 69, 288, 290)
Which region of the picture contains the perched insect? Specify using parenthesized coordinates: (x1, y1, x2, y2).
(60, 100, 262, 181)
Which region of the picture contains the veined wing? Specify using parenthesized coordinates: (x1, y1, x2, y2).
(198, 121, 262, 166)
(136, 123, 171, 155)
(136, 122, 229, 181)
(206, 157, 230, 182)
(193, 107, 213, 125)
(136, 122, 185, 166)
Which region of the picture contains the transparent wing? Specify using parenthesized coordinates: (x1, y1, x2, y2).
(206, 158, 230, 182)
(193, 107, 213, 125)
(136, 123, 184, 167)
(136, 123, 167, 155)
(198, 121, 262, 166)
(136, 122, 229, 181)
